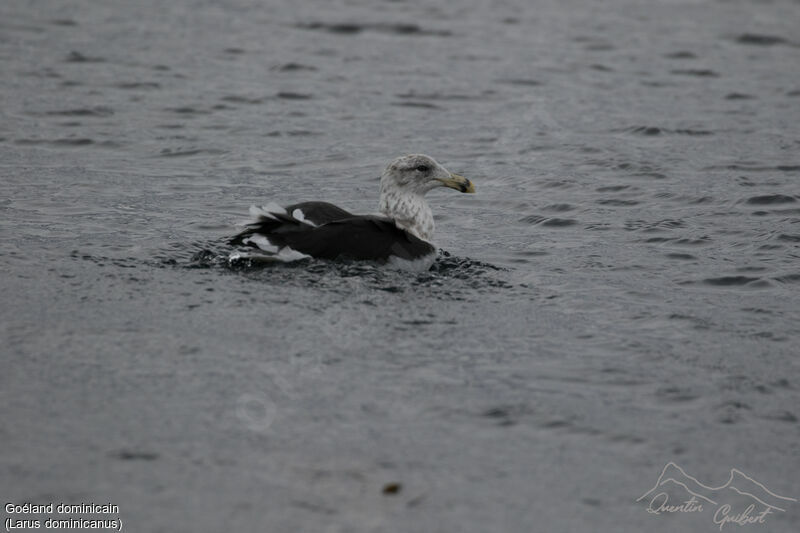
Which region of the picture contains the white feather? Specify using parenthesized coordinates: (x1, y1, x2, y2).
(276, 246, 311, 262)
(263, 201, 286, 214)
(240, 234, 311, 263)
(249, 202, 288, 221)
(243, 234, 278, 253)
(379, 190, 435, 241)
(292, 208, 316, 226)
(249, 204, 273, 219)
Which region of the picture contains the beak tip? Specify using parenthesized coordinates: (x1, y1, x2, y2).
(447, 173, 475, 194)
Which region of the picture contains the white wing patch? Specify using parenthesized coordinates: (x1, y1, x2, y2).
(249, 205, 274, 220)
(242, 234, 278, 253)
(239, 234, 311, 263)
(249, 202, 288, 221)
(227, 249, 310, 264)
(276, 247, 312, 262)
(292, 208, 316, 227)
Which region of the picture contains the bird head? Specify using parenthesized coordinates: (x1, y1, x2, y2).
(380, 154, 475, 196)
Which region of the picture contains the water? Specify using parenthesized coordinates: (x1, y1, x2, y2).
(1, 0, 799, 531)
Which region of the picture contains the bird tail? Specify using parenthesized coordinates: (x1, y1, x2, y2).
(228, 203, 314, 262)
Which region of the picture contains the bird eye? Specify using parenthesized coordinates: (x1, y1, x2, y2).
(416, 165, 430, 172)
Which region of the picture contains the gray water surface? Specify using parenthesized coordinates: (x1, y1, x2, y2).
(2, 0, 799, 531)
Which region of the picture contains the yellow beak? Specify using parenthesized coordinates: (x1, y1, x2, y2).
(439, 173, 475, 193)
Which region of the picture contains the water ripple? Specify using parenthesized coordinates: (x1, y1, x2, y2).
(295, 22, 452, 37)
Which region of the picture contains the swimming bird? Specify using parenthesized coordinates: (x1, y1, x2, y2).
(229, 154, 475, 269)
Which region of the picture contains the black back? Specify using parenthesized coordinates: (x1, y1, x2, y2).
(285, 201, 354, 226)
(230, 210, 435, 262)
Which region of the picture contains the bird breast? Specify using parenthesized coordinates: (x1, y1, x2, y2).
(379, 191, 435, 242)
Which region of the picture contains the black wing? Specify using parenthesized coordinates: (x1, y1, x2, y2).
(285, 201, 354, 226)
(231, 214, 435, 262)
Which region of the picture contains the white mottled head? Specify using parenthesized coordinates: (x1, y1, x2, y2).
(380, 154, 475, 196)
(378, 154, 475, 242)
